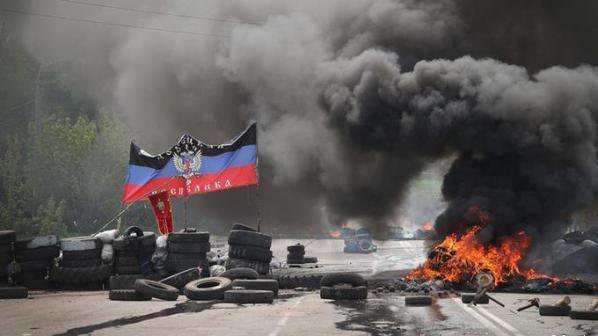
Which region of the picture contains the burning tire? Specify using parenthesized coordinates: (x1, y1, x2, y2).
(228, 245, 273, 263)
(320, 273, 366, 287)
(231, 279, 279, 296)
(539, 305, 571, 316)
(405, 296, 433, 306)
(228, 230, 272, 249)
(224, 289, 274, 304)
(461, 293, 490, 304)
(220, 267, 258, 281)
(184, 277, 232, 300)
(134, 279, 179, 301)
(109, 289, 152, 301)
(320, 286, 367, 300)
(570, 310, 598, 320)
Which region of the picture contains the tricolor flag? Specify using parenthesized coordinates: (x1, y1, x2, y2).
(122, 123, 257, 203)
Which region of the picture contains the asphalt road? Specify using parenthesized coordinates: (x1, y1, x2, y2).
(1, 239, 596, 336)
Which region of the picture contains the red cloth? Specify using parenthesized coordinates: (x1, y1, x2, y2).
(149, 192, 173, 235)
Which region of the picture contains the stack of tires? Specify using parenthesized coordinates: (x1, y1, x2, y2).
(166, 229, 210, 276)
(110, 227, 156, 289)
(13, 235, 60, 289)
(286, 244, 318, 265)
(52, 237, 111, 289)
(0, 230, 16, 285)
(225, 223, 272, 275)
(320, 273, 368, 300)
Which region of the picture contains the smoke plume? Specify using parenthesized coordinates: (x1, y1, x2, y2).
(4, 0, 598, 237)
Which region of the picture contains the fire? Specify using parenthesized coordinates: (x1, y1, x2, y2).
(422, 222, 434, 231)
(408, 208, 557, 285)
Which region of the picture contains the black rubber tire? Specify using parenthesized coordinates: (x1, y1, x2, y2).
(123, 226, 144, 238)
(0, 286, 28, 299)
(228, 245, 272, 262)
(109, 289, 152, 301)
(21, 278, 54, 290)
(303, 256, 318, 263)
(228, 230, 272, 249)
(224, 289, 274, 304)
(184, 277, 232, 300)
(109, 274, 144, 290)
(166, 258, 207, 274)
(231, 279, 279, 296)
(62, 248, 101, 261)
(167, 242, 210, 254)
(539, 305, 571, 316)
(113, 233, 155, 250)
(321, 273, 366, 287)
(286, 258, 305, 264)
(0, 251, 12, 264)
(278, 275, 322, 289)
(13, 270, 47, 283)
(570, 310, 598, 320)
(287, 252, 305, 259)
(60, 258, 101, 268)
(134, 279, 179, 301)
(168, 231, 210, 243)
(320, 286, 367, 300)
(461, 294, 490, 304)
(114, 256, 140, 266)
(15, 246, 60, 262)
(0, 244, 12, 256)
(405, 296, 433, 306)
(114, 265, 141, 275)
(160, 268, 200, 290)
(114, 246, 155, 257)
(0, 231, 16, 245)
(231, 223, 256, 232)
(220, 267, 259, 281)
(18, 260, 54, 272)
(287, 244, 305, 253)
(51, 264, 112, 284)
(166, 252, 207, 262)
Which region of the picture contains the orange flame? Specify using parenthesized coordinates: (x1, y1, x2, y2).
(328, 230, 342, 238)
(422, 222, 434, 231)
(408, 207, 557, 285)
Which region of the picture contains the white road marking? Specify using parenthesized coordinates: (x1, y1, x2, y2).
(451, 298, 510, 336)
(475, 306, 525, 336)
(268, 296, 305, 336)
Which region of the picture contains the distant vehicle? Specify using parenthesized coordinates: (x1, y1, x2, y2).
(343, 227, 377, 254)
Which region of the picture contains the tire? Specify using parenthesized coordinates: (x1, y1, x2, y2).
(15, 235, 59, 250)
(134, 279, 179, 301)
(278, 275, 322, 289)
(321, 273, 366, 287)
(114, 265, 141, 275)
(51, 264, 111, 284)
(231, 223, 256, 232)
(320, 286, 367, 300)
(286, 258, 304, 264)
(461, 294, 490, 304)
(304, 256, 318, 263)
(287, 245, 305, 253)
(113, 232, 156, 250)
(228, 245, 272, 262)
(225, 258, 270, 275)
(166, 252, 207, 262)
(160, 268, 201, 290)
(62, 248, 102, 261)
(168, 232, 210, 243)
(570, 310, 598, 320)
(0, 250, 12, 264)
(109, 289, 152, 301)
(224, 289, 274, 304)
(539, 305, 571, 316)
(122, 226, 144, 238)
(228, 230, 272, 249)
(21, 278, 54, 290)
(287, 250, 306, 258)
(0, 286, 27, 299)
(109, 274, 143, 290)
(184, 277, 232, 300)
(405, 296, 433, 306)
(114, 256, 140, 266)
(231, 279, 279, 296)
(18, 260, 54, 272)
(166, 258, 207, 274)
(60, 237, 102, 251)
(168, 242, 210, 254)
(0, 230, 16, 245)
(60, 258, 102, 268)
(15, 246, 60, 262)
(13, 270, 47, 283)
(114, 246, 155, 257)
(220, 267, 258, 281)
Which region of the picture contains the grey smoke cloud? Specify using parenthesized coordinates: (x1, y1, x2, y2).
(5, 0, 598, 236)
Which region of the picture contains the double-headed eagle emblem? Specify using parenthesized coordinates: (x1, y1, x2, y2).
(173, 150, 202, 184)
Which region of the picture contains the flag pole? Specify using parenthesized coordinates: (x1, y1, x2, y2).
(255, 124, 261, 233)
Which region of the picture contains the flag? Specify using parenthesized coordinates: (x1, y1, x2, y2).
(122, 123, 257, 203)
(149, 191, 173, 235)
